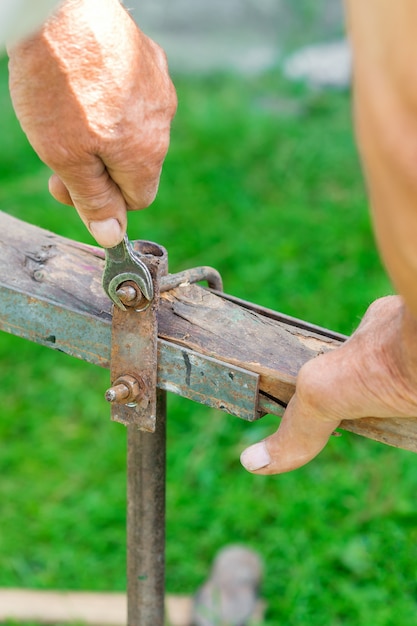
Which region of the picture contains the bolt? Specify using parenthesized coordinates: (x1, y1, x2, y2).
(105, 383, 130, 403)
(116, 285, 137, 305)
(116, 281, 147, 309)
(105, 374, 142, 405)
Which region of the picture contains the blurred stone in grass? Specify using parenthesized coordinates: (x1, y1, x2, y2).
(191, 545, 264, 626)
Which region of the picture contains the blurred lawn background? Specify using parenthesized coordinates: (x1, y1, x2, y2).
(1, 46, 417, 626)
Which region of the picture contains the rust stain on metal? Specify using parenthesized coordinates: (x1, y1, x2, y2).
(109, 241, 167, 432)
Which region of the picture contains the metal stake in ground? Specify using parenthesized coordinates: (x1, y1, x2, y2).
(127, 389, 167, 626)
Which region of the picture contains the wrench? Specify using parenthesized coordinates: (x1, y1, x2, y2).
(102, 235, 154, 310)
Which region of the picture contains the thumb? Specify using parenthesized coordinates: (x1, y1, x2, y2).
(49, 160, 127, 248)
(240, 392, 341, 475)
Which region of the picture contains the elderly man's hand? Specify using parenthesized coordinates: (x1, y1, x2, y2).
(241, 296, 417, 474)
(7, 0, 177, 247)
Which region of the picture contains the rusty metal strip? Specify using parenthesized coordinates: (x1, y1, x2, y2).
(108, 241, 167, 432)
(109, 303, 157, 431)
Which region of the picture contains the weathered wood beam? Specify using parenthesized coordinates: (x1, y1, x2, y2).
(1, 210, 417, 452)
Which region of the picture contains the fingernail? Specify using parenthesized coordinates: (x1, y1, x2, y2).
(89, 218, 123, 248)
(240, 441, 271, 471)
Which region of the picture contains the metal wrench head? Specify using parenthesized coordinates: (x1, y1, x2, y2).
(102, 235, 154, 310)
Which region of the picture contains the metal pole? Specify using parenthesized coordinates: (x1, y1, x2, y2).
(126, 389, 167, 626)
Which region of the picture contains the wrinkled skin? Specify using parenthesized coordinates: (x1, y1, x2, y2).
(7, 0, 177, 247)
(241, 296, 417, 474)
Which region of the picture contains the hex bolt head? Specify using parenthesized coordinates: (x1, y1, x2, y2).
(105, 374, 143, 405)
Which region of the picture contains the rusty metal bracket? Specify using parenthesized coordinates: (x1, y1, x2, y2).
(106, 240, 168, 432)
(160, 266, 223, 292)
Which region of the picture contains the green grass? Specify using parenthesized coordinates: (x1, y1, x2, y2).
(1, 55, 417, 625)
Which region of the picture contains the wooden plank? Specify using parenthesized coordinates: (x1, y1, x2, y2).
(158, 284, 338, 406)
(1, 211, 417, 452)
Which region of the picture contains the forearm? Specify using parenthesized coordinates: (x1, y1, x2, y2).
(346, 0, 417, 318)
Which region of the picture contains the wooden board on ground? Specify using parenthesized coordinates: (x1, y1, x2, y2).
(0, 588, 192, 626)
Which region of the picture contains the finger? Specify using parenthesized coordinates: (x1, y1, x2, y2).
(102, 102, 176, 212)
(56, 158, 127, 247)
(240, 393, 341, 475)
(104, 134, 170, 213)
(106, 160, 162, 212)
(49, 174, 74, 206)
(49, 171, 123, 246)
